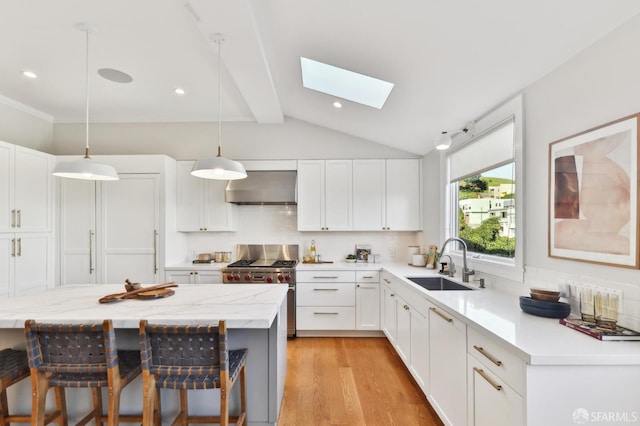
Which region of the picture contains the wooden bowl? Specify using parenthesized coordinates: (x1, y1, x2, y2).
(530, 288, 560, 303)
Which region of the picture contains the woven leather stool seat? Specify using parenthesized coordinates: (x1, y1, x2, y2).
(139, 320, 247, 426)
(0, 348, 64, 425)
(25, 319, 147, 426)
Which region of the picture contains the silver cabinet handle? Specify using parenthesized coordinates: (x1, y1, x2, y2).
(17, 238, 21, 256)
(313, 276, 339, 279)
(153, 230, 158, 274)
(314, 288, 338, 291)
(11, 209, 16, 228)
(362, 275, 374, 279)
(11, 238, 15, 257)
(89, 230, 94, 274)
(314, 312, 338, 315)
(403, 304, 410, 310)
(473, 345, 503, 366)
(474, 367, 502, 391)
(17, 209, 21, 228)
(430, 307, 453, 323)
(383, 278, 391, 284)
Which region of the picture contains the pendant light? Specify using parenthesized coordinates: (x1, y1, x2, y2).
(191, 34, 247, 180)
(53, 23, 119, 181)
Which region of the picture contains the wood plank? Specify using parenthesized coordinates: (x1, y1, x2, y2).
(278, 337, 443, 425)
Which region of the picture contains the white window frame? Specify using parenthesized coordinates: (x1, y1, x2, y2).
(441, 94, 524, 282)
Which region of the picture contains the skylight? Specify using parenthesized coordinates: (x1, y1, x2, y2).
(300, 57, 394, 109)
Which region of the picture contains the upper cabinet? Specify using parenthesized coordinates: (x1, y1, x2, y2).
(0, 142, 54, 233)
(176, 161, 237, 232)
(353, 159, 422, 231)
(297, 160, 352, 231)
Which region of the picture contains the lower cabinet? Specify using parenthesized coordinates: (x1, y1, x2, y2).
(165, 270, 222, 284)
(428, 301, 467, 426)
(355, 271, 380, 330)
(297, 270, 359, 331)
(0, 233, 52, 298)
(380, 271, 429, 392)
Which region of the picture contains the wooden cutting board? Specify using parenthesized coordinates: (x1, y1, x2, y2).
(135, 288, 175, 299)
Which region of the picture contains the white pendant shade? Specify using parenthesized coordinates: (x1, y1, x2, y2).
(191, 156, 247, 180)
(53, 157, 119, 181)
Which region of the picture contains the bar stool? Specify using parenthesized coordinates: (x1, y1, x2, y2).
(0, 348, 65, 425)
(24, 319, 144, 426)
(139, 320, 248, 426)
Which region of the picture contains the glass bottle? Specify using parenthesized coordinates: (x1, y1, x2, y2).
(310, 240, 316, 263)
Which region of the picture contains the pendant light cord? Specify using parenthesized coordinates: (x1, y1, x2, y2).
(84, 28, 91, 158)
(216, 36, 223, 158)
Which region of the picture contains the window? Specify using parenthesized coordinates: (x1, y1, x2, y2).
(444, 95, 524, 282)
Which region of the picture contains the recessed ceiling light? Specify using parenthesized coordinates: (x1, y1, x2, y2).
(173, 87, 186, 95)
(333, 101, 342, 108)
(97, 68, 133, 83)
(22, 70, 38, 79)
(300, 57, 394, 109)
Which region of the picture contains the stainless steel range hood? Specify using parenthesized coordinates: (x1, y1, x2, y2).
(225, 171, 297, 205)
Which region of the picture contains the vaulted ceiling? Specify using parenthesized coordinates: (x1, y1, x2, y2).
(2, 0, 639, 155)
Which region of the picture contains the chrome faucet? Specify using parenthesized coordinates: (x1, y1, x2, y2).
(438, 237, 475, 282)
(440, 254, 455, 277)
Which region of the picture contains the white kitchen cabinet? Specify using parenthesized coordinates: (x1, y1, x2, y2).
(0, 233, 52, 298)
(59, 170, 164, 286)
(297, 270, 355, 330)
(467, 356, 524, 426)
(355, 271, 380, 330)
(353, 159, 421, 231)
(0, 142, 54, 298)
(0, 142, 54, 233)
(166, 270, 222, 284)
(176, 161, 236, 232)
(297, 160, 352, 231)
(428, 301, 467, 426)
(381, 271, 429, 392)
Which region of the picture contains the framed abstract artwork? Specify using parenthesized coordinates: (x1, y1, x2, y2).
(548, 113, 640, 268)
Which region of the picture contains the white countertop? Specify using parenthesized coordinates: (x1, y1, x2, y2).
(296, 261, 383, 271)
(382, 263, 640, 366)
(0, 284, 288, 329)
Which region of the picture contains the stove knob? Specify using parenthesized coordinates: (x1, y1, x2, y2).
(233, 274, 240, 281)
(277, 275, 283, 282)
(226, 274, 234, 281)
(266, 277, 273, 283)
(244, 274, 251, 281)
(284, 275, 291, 282)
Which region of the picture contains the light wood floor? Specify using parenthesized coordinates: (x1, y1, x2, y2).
(278, 337, 443, 426)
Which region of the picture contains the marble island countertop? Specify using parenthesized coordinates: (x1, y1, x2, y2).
(0, 284, 288, 329)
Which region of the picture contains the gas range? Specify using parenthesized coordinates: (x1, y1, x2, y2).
(222, 244, 299, 284)
(223, 244, 299, 337)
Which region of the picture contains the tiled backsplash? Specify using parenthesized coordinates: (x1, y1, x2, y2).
(186, 205, 421, 265)
(487, 265, 640, 333)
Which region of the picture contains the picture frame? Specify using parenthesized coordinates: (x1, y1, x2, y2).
(355, 244, 372, 262)
(548, 113, 640, 268)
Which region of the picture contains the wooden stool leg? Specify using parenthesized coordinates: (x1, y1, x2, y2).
(179, 389, 188, 426)
(31, 371, 49, 426)
(239, 364, 247, 425)
(141, 374, 156, 426)
(153, 387, 161, 426)
(91, 388, 103, 426)
(220, 385, 229, 426)
(0, 387, 8, 426)
(53, 387, 67, 426)
(107, 385, 121, 426)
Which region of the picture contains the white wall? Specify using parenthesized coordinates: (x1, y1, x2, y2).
(426, 14, 640, 331)
(52, 116, 417, 160)
(0, 98, 54, 152)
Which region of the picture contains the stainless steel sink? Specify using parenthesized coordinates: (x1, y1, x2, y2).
(406, 276, 475, 291)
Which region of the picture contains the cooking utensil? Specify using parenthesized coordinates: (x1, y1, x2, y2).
(99, 282, 178, 303)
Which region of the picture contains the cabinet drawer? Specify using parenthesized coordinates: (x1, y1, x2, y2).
(297, 270, 355, 282)
(297, 307, 355, 330)
(468, 327, 526, 395)
(356, 270, 380, 282)
(297, 283, 355, 306)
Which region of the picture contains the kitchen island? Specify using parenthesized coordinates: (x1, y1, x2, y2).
(0, 284, 288, 426)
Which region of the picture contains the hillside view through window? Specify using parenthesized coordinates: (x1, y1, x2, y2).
(457, 162, 515, 258)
